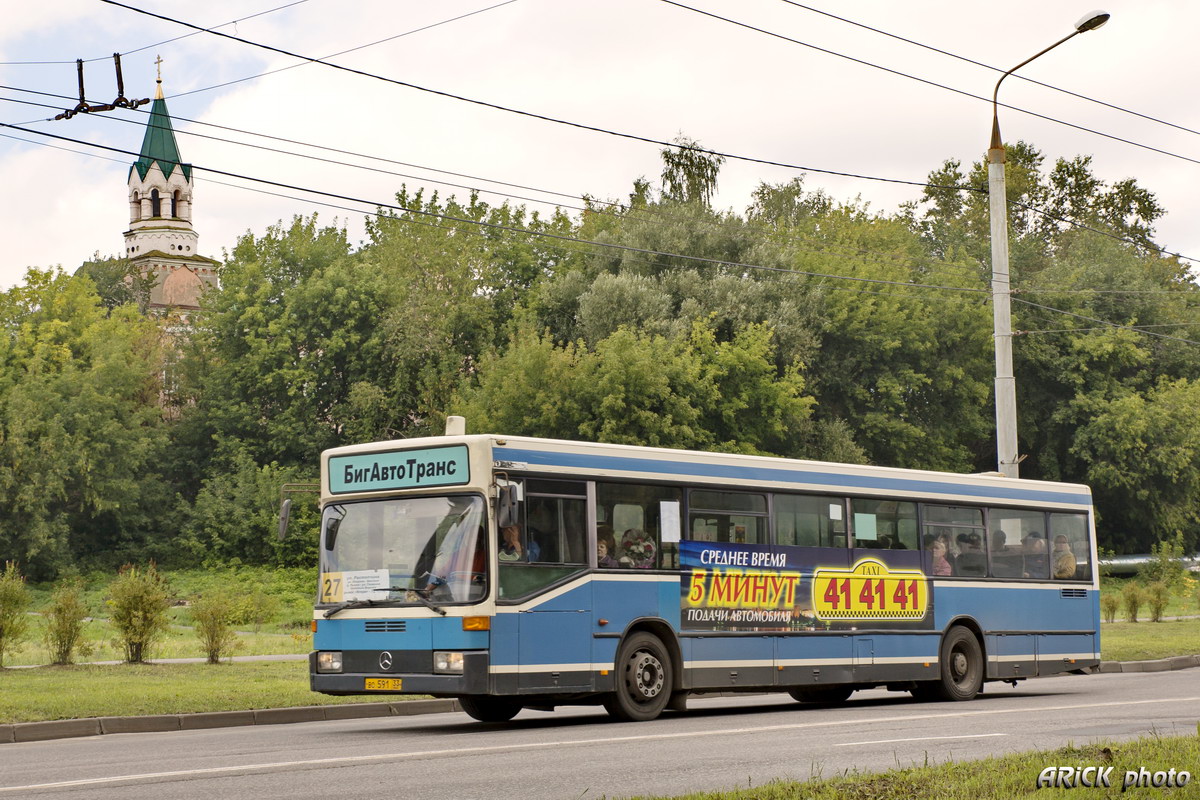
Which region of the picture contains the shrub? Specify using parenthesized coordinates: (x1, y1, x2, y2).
(190, 593, 241, 664)
(1138, 533, 1188, 590)
(1122, 582, 1145, 623)
(1100, 592, 1120, 624)
(0, 561, 32, 667)
(1146, 582, 1170, 623)
(43, 577, 93, 665)
(108, 563, 171, 663)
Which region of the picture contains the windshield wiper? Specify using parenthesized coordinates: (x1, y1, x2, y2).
(323, 598, 380, 619)
(373, 586, 447, 616)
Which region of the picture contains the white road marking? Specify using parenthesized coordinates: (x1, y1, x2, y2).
(2, 695, 1195, 793)
(835, 733, 1008, 746)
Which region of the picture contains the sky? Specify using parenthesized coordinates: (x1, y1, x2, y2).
(2, 0, 1198, 290)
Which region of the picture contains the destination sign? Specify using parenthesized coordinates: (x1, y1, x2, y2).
(328, 445, 469, 494)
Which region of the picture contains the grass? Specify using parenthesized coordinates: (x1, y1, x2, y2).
(1100, 618, 1200, 662)
(2, 615, 311, 667)
(0, 660, 424, 724)
(631, 735, 1200, 799)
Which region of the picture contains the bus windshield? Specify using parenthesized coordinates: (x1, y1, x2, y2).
(320, 495, 487, 605)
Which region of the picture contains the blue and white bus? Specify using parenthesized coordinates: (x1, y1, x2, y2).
(306, 419, 1098, 722)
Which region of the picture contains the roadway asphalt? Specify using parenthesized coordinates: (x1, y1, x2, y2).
(2, 654, 1197, 745)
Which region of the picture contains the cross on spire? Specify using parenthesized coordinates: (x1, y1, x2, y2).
(155, 54, 163, 82)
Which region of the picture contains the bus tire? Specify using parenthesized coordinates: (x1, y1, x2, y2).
(603, 631, 673, 722)
(458, 695, 522, 723)
(788, 686, 853, 704)
(932, 626, 983, 701)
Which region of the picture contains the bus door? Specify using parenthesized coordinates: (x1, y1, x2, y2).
(501, 480, 593, 690)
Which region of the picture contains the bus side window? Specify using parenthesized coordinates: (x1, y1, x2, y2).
(988, 508, 1044, 578)
(597, 482, 683, 569)
(1049, 513, 1091, 581)
(773, 494, 845, 548)
(852, 499, 917, 550)
(688, 490, 767, 547)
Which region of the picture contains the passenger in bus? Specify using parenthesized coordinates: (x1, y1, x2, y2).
(499, 525, 523, 561)
(955, 532, 986, 577)
(925, 535, 952, 576)
(597, 537, 619, 569)
(988, 530, 1020, 577)
(499, 525, 540, 562)
(1053, 534, 1077, 579)
(1022, 534, 1048, 578)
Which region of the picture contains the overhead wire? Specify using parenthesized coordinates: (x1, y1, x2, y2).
(0, 0, 312, 66)
(777, 0, 1200, 140)
(0, 86, 990, 285)
(4, 120, 1195, 345)
(1012, 297, 1200, 344)
(97, 0, 983, 195)
(171, 0, 522, 100)
(659, 0, 1200, 169)
(0, 120, 994, 296)
(91, 1, 1200, 270)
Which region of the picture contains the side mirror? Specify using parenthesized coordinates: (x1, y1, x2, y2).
(497, 485, 518, 528)
(278, 498, 293, 541)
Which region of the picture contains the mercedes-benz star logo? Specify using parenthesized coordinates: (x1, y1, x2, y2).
(378, 651, 393, 671)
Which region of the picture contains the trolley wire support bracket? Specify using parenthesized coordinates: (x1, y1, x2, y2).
(54, 54, 149, 120)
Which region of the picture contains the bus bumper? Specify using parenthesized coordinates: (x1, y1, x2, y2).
(309, 650, 490, 696)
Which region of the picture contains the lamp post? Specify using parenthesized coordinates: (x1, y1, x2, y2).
(988, 10, 1110, 478)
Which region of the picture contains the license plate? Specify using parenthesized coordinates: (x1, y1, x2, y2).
(364, 678, 403, 691)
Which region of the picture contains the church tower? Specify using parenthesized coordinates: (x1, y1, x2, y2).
(125, 65, 218, 310)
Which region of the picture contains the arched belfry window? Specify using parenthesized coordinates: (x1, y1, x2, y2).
(131, 191, 141, 221)
(150, 188, 161, 217)
(171, 190, 179, 218)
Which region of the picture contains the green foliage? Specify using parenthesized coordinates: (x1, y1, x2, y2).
(0, 562, 32, 667)
(107, 563, 171, 663)
(0, 269, 170, 578)
(1121, 582, 1145, 623)
(189, 592, 241, 664)
(42, 577, 92, 665)
(1137, 532, 1190, 590)
(455, 319, 862, 462)
(180, 445, 318, 568)
(1100, 592, 1119, 624)
(1145, 582, 1170, 623)
(73, 254, 153, 311)
(660, 135, 725, 207)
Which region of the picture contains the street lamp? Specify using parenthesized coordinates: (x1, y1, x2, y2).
(987, 10, 1110, 478)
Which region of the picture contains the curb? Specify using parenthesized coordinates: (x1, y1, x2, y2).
(3, 657, 1196, 745)
(1097, 654, 1200, 673)
(0, 699, 459, 745)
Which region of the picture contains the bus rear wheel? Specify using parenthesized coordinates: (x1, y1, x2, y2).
(458, 695, 522, 723)
(604, 632, 673, 722)
(788, 686, 853, 704)
(927, 626, 983, 701)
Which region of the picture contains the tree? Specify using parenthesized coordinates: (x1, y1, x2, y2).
(0, 270, 170, 577)
(660, 135, 725, 207)
(454, 320, 861, 462)
(1072, 379, 1200, 553)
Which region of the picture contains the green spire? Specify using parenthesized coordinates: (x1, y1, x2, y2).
(130, 92, 191, 182)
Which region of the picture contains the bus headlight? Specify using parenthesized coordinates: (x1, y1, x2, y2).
(316, 651, 343, 673)
(433, 651, 464, 674)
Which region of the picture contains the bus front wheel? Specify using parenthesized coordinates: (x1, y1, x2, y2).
(928, 626, 983, 701)
(459, 695, 522, 723)
(604, 632, 673, 722)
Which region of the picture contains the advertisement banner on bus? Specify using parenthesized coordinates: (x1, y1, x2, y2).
(679, 541, 933, 632)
